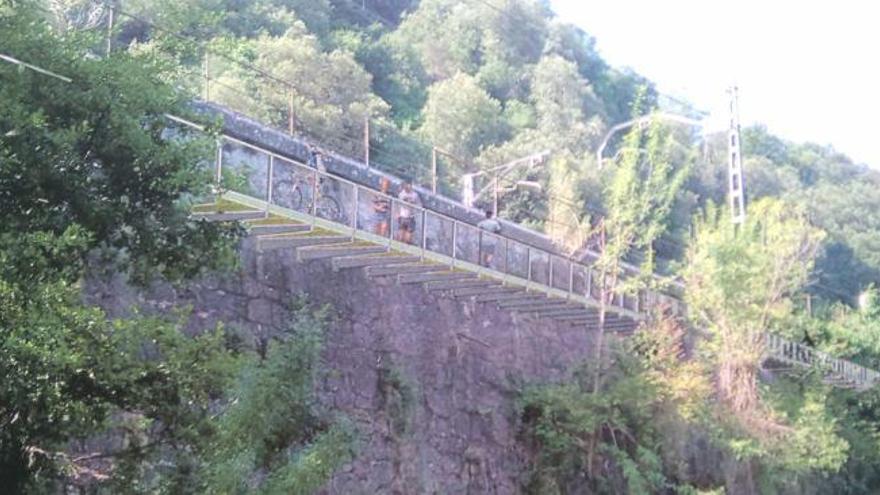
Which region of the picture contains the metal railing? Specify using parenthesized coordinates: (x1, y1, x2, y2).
(165, 115, 648, 321)
(766, 333, 880, 389)
(166, 113, 880, 390)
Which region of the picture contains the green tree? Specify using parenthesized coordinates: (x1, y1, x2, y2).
(683, 199, 825, 414)
(202, 301, 355, 494)
(1, 5, 241, 285)
(530, 54, 605, 150)
(593, 106, 691, 389)
(1, 6, 242, 489)
(519, 316, 713, 494)
(210, 20, 390, 156)
(419, 72, 505, 164)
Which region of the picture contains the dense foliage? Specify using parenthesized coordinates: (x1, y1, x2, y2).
(1, 6, 351, 492)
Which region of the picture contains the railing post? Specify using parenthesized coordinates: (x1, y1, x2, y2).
(215, 140, 223, 186)
(364, 116, 370, 168)
(351, 185, 359, 239)
(526, 247, 532, 288)
(586, 268, 593, 299)
(567, 260, 574, 300)
(388, 198, 395, 247)
(451, 221, 457, 269)
(105, 3, 114, 57)
(478, 230, 483, 268)
(431, 148, 438, 194)
(421, 210, 427, 260)
(311, 168, 318, 226)
(548, 255, 554, 288)
(266, 155, 274, 214)
(493, 176, 499, 217)
(503, 238, 509, 277)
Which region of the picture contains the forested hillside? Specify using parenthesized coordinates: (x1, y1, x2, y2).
(5, 0, 880, 493)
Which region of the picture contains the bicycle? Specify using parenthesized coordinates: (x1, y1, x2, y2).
(272, 173, 344, 223)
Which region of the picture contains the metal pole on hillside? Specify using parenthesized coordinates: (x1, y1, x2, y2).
(728, 86, 747, 224)
(287, 91, 295, 135)
(492, 176, 499, 215)
(105, 5, 114, 56)
(364, 116, 370, 168)
(431, 147, 438, 193)
(202, 51, 210, 101)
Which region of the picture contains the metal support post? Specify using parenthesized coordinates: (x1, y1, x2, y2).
(388, 198, 395, 247)
(311, 169, 318, 227)
(526, 247, 532, 288)
(503, 238, 509, 277)
(203, 51, 210, 101)
(351, 186, 359, 239)
(266, 155, 274, 213)
(421, 210, 428, 260)
(493, 176, 499, 215)
(288, 91, 295, 135)
(364, 117, 370, 168)
(215, 141, 223, 186)
(451, 221, 457, 269)
(586, 268, 592, 299)
(478, 230, 483, 268)
(568, 261, 574, 299)
(728, 86, 746, 224)
(105, 5, 114, 56)
(431, 148, 438, 194)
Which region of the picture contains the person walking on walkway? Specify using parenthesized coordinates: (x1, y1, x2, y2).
(477, 209, 501, 267)
(373, 177, 392, 237)
(396, 180, 421, 244)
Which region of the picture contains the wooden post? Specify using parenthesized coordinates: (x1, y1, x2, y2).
(364, 116, 370, 168)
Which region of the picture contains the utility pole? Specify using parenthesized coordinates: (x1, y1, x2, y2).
(105, 3, 114, 56)
(728, 86, 746, 224)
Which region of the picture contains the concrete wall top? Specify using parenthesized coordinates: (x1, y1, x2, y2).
(190, 101, 561, 252)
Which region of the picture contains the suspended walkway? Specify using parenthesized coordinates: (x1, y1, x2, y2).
(182, 114, 880, 392)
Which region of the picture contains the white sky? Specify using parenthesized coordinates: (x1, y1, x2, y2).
(551, 0, 880, 167)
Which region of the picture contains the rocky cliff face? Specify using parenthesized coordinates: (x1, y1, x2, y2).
(87, 237, 598, 494)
